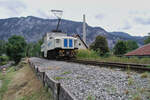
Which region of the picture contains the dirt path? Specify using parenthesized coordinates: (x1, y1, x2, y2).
(2, 62, 52, 100)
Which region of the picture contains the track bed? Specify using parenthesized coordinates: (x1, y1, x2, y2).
(30, 57, 150, 100)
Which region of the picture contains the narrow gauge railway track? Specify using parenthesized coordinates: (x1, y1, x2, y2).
(59, 59, 150, 72)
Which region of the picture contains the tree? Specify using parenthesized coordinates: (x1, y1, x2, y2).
(6, 35, 27, 64)
(25, 43, 34, 57)
(26, 39, 43, 57)
(144, 33, 150, 44)
(126, 40, 139, 52)
(0, 40, 6, 56)
(90, 35, 109, 56)
(113, 40, 127, 55)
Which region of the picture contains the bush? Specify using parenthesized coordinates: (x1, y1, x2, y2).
(140, 58, 150, 64)
(126, 40, 139, 52)
(0, 56, 9, 65)
(102, 52, 111, 58)
(0, 56, 9, 62)
(144, 33, 150, 44)
(26, 40, 43, 57)
(6, 35, 27, 64)
(76, 50, 150, 64)
(141, 72, 149, 78)
(15, 58, 27, 71)
(90, 35, 109, 56)
(76, 49, 100, 60)
(0, 40, 6, 56)
(113, 40, 128, 55)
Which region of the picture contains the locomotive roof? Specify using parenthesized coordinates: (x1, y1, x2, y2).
(47, 32, 67, 37)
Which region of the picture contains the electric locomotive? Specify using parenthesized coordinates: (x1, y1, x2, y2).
(41, 10, 78, 59)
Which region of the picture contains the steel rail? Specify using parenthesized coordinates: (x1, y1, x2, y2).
(64, 59, 150, 72)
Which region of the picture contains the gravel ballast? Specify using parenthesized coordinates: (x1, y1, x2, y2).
(30, 57, 150, 100)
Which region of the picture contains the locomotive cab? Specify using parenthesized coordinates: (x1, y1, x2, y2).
(41, 32, 78, 59)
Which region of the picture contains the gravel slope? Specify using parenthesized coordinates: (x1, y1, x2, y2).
(30, 57, 150, 100)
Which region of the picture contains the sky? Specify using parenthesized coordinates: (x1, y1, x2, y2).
(0, 0, 150, 36)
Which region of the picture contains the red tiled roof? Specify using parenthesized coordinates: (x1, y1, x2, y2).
(125, 43, 150, 56)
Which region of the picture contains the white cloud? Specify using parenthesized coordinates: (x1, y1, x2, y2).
(0, 0, 150, 36)
(95, 13, 106, 20)
(134, 17, 150, 25)
(0, 0, 26, 16)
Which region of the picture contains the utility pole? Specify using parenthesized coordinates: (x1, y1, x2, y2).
(83, 14, 86, 44)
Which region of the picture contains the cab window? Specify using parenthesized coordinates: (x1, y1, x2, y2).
(56, 39, 60, 43)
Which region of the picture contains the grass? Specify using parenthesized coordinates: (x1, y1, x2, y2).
(126, 86, 149, 100)
(62, 71, 71, 75)
(132, 94, 142, 100)
(0, 56, 9, 66)
(0, 60, 52, 100)
(54, 76, 65, 80)
(105, 84, 117, 94)
(76, 50, 150, 64)
(140, 72, 149, 78)
(126, 65, 131, 75)
(0, 62, 7, 66)
(76, 49, 100, 60)
(139, 88, 146, 94)
(87, 94, 95, 100)
(146, 65, 150, 68)
(128, 77, 134, 85)
(0, 67, 16, 100)
(18, 88, 51, 100)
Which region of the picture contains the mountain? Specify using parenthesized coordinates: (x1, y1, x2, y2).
(109, 32, 145, 46)
(0, 16, 145, 48)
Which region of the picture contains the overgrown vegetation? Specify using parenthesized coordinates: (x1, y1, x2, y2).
(6, 35, 27, 64)
(0, 67, 16, 100)
(62, 71, 71, 75)
(113, 40, 128, 55)
(19, 87, 52, 100)
(0, 33, 149, 66)
(0, 35, 43, 65)
(85, 35, 146, 64)
(0, 56, 9, 66)
(132, 94, 142, 100)
(76, 49, 100, 60)
(87, 94, 95, 100)
(26, 40, 43, 57)
(144, 33, 150, 44)
(140, 72, 149, 78)
(128, 77, 134, 85)
(0, 60, 52, 100)
(76, 49, 150, 64)
(54, 76, 65, 80)
(125, 40, 139, 52)
(0, 40, 6, 56)
(90, 35, 139, 57)
(90, 35, 109, 56)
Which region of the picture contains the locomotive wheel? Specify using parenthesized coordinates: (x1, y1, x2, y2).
(47, 51, 53, 59)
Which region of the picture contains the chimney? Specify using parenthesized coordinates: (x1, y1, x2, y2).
(83, 14, 86, 44)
